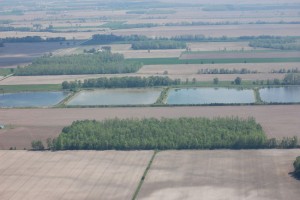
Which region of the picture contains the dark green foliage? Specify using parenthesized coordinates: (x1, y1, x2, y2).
(15, 52, 142, 76)
(198, 68, 257, 74)
(283, 73, 300, 85)
(294, 157, 300, 177)
(50, 117, 268, 150)
(1, 36, 65, 43)
(62, 76, 181, 90)
(131, 40, 186, 50)
(101, 21, 158, 30)
(82, 34, 148, 45)
(249, 37, 300, 50)
(213, 78, 219, 84)
(265, 136, 298, 148)
(31, 140, 45, 151)
(234, 77, 242, 85)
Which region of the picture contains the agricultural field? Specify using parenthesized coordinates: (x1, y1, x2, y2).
(0, 105, 300, 150)
(0, 42, 70, 68)
(0, 150, 153, 200)
(137, 150, 300, 200)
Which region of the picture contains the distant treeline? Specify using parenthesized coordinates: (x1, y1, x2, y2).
(1, 36, 66, 43)
(83, 34, 300, 46)
(15, 52, 142, 76)
(0, 26, 31, 32)
(46, 117, 268, 150)
(262, 73, 300, 85)
(41, 117, 298, 151)
(100, 21, 158, 30)
(165, 21, 300, 26)
(132, 40, 186, 50)
(62, 76, 181, 90)
(270, 68, 299, 74)
(198, 68, 257, 74)
(249, 37, 300, 50)
(202, 4, 300, 11)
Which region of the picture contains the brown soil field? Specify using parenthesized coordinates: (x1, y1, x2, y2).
(0, 105, 299, 150)
(138, 63, 300, 74)
(138, 150, 300, 200)
(0, 73, 285, 85)
(180, 51, 300, 60)
(0, 42, 69, 68)
(0, 150, 153, 200)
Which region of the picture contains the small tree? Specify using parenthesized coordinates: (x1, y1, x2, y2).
(31, 140, 45, 151)
(234, 77, 242, 85)
(294, 156, 300, 177)
(213, 77, 219, 84)
(192, 78, 196, 84)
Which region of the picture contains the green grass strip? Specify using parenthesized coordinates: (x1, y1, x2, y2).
(132, 151, 157, 200)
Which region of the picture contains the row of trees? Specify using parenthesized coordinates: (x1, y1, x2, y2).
(82, 34, 148, 45)
(45, 117, 269, 150)
(62, 76, 181, 90)
(249, 37, 300, 50)
(271, 68, 299, 74)
(1, 36, 66, 43)
(131, 40, 186, 50)
(198, 68, 257, 74)
(15, 51, 142, 76)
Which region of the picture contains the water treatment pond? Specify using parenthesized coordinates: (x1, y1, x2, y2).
(259, 86, 300, 103)
(166, 88, 255, 105)
(0, 91, 68, 108)
(67, 89, 162, 106)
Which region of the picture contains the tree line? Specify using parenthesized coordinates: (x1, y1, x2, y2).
(198, 68, 257, 74)
(62, 76, 181, 90)
(15, 51, 142, 76)
(131, 40, 186, 50)
(45, 117, 269, 150)
(249, 37, 300, 50)
(1, 36, 66, 43)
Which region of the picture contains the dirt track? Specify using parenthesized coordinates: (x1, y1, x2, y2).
(0, 150, 152, 200)
(0, 105, 300, 149)
(138, 150, 300, 200)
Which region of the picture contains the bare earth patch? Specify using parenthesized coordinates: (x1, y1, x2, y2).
(137, 150, 300, 200)
(0, 105, 300, 149)
(0, 150, 153, 200)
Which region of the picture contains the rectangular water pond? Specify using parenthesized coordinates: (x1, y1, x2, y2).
(259, 86, 300, 103)
(166, 88, 255, 105)
(0, 92, 68, 108)
(67, 89, 162, 106)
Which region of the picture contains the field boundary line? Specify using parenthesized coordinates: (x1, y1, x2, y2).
(131, 150, 158, 200)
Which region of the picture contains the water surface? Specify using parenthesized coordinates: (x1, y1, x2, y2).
(259, 86, 300, 103)
(67, 89, 162, 106)
(0, 91, 68, 107)
(167, 88, 255, 104)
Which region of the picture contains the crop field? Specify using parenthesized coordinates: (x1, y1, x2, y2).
(0, 42, 69, 68)
(137, 150, 300, 200)
(0, 105, 299, 150)
(0, 150, 153, 200)
(180, 51, 300, 60)
(138, 63, 300, 74)
(186, 42, 258, 51)
(112, 24, 300, 38)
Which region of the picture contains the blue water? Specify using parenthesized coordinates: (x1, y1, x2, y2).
(259, 86, 300, 103)
(0, 92, 68, 107)
(67, 89, 162, 106)
(167, 88, 255, 104)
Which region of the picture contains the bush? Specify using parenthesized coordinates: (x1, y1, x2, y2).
(31, 140, 45, 151)
(294, 157, 300, 177)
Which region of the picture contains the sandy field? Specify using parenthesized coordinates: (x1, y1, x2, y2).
(137, 150, 300, 200)
(187, 42, 257, 51)
(138, 63, 300, 74)
(0, 150, 153, 200)
(112, 24, 300, 37)
(0, 105, 299, 149)
(180, 51, 300, 60)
